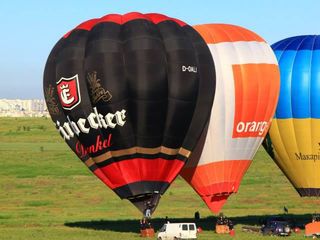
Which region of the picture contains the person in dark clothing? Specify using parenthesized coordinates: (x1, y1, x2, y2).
(228, 219, 234, 230)
(217, 213, 225, 225)
(140, 218, 147, 230)
(147, 220, 152, 229)
(144, 201, 154, 219)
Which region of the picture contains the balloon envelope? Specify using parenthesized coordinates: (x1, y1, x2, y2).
(263, 35, 320, 197)
(181, 24, 280, 213)
(43, 12, 215, 214)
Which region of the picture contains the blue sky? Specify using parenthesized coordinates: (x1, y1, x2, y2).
(1, 0, 319, 99)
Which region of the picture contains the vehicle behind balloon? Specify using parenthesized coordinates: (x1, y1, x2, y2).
(157, 223, 197, 240)
(261, 216, 291, 236)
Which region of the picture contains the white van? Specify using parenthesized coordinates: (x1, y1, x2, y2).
(157, 222, 197, 240)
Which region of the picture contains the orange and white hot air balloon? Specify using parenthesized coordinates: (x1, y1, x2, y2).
(181, 24, 280, 213)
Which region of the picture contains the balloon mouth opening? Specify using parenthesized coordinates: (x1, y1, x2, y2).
(202, 194, 231, 214)
(128, 193, 161, 217)
(296, 188, 320, 197)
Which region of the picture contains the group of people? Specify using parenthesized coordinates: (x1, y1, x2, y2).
(140, 201, 154, 230)
(312, 213, 320, 222)
(140, 206, 235, 233)
(216, 213, 234, 230)
(140, 217, 152, 230)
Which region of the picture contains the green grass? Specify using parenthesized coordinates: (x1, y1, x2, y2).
(0, 117, 318, 239)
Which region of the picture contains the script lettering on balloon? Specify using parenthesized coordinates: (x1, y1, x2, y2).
(76, 134, 112, 158)
(55, 107, 126, 141)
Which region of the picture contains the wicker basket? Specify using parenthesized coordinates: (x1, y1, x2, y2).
(140, 228, 155, 237)
(215, 224, 230, 234)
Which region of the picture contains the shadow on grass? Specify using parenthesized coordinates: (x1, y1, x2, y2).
(64, 213, 313, 233)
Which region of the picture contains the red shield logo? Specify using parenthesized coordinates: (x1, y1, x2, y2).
(56, 74, 81, 110)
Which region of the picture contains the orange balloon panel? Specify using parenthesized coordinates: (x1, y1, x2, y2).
(181, 24, 280, 213)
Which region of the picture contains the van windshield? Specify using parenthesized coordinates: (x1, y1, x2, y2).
(160, 225, 166, 232)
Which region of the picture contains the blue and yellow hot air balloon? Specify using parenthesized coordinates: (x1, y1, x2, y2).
(264, 35, 320, 196)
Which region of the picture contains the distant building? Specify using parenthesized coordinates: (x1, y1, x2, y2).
(0, 99, 49, 117)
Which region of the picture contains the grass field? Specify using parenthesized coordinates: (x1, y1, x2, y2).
(0, 117, 319, 240)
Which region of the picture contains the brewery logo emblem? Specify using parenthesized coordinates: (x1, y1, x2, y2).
(56, 74, 81, 110)
(44, 84, 60, 115)
(87, 71, 112, 104)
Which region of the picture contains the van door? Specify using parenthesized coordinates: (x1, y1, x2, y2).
(189, 224, 197, 238)
(181, 224, 189, 239)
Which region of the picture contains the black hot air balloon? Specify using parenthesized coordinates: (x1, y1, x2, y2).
(43, 12, 215, 215)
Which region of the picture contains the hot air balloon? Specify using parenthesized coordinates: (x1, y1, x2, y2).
(43, 12, 215, 216)
(181, 24, 280, 213)
(263, 35, 320, 197)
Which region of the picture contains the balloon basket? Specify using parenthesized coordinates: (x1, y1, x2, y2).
(140, 228, 155, 238)
(215, 224, 230, 234)
(305, 222, 320, 237)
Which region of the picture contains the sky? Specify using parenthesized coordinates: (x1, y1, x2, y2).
(0, 0, 319, 99)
